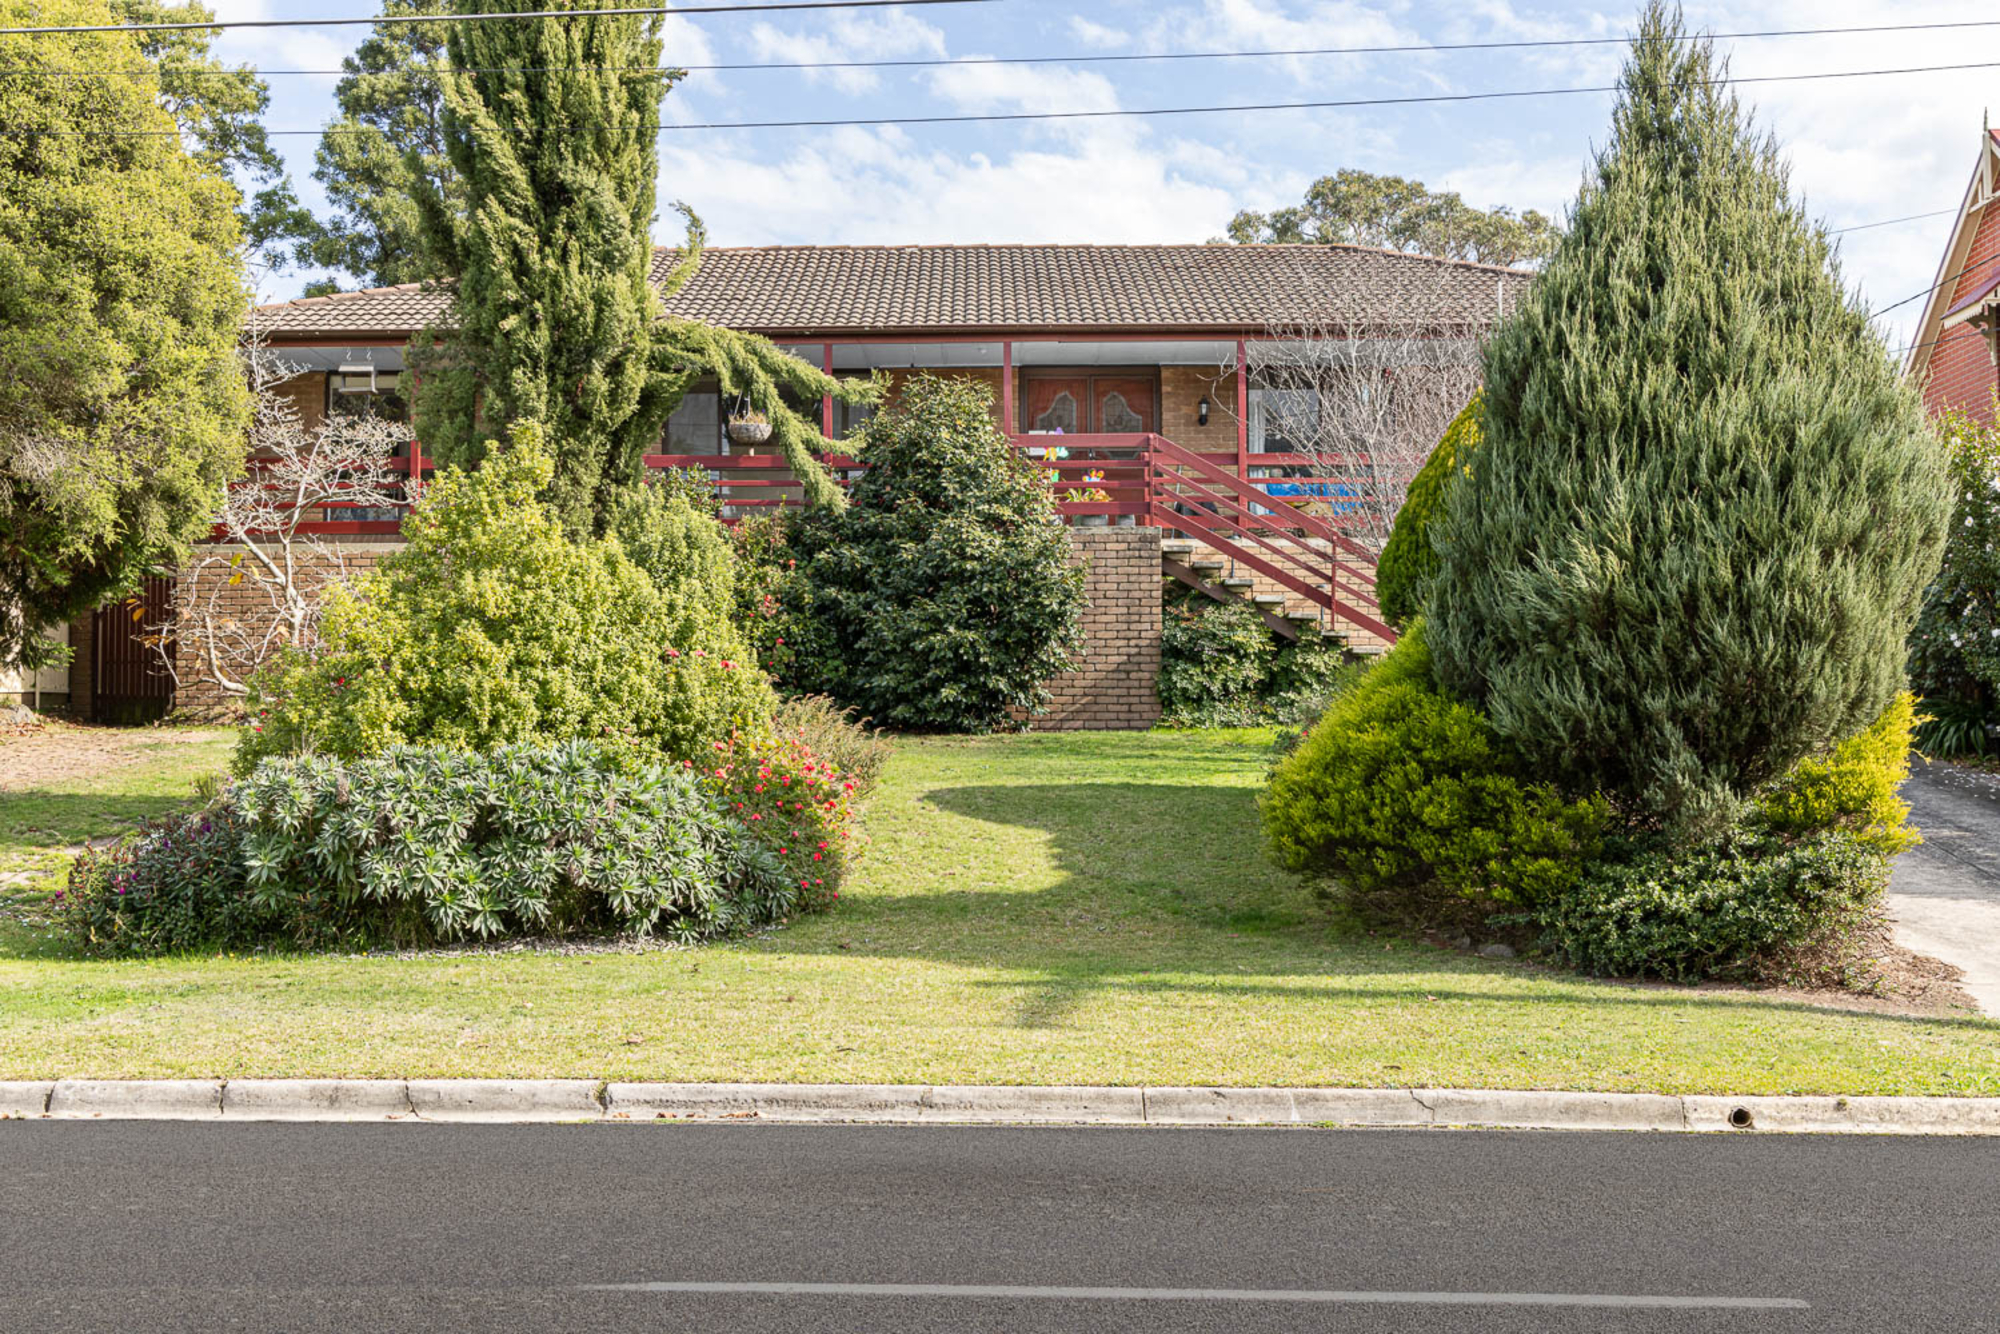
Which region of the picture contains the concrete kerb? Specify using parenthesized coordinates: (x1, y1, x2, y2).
(10, 1082, 2000, 1133)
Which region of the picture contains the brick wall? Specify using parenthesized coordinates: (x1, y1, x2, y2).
(171, 542, 401, 714)
(1031, 525, 1163, 731)
(1160, 365, 1239, 454)
(1923, 202, 2000, 426)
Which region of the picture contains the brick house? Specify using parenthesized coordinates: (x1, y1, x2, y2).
(1908, 127, 2000, 425)
(59, 243, 1528, 725)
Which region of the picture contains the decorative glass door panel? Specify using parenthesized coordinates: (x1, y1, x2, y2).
(1092, 376, 1154, 433)
(1027, 377, 1087, 433)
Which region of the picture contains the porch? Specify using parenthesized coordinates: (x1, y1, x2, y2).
(251, 335, 1397, 647)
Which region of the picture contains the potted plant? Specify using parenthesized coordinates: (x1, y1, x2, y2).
(726, 408, 772, 445)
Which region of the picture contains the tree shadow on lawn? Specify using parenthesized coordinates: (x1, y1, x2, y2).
(789, 780, 1999, 1037)
(0, 791, 194, 861)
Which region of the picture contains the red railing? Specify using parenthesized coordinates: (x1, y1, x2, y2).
(268, 433, 1392, 642)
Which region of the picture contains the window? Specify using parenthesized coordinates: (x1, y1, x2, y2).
(1032, 391, 1079, 433)
(324, 370, 410, 522)
(1248, 385, 1320, 455)
(664, 385, 722, 454)
(832, 399, 874, 444)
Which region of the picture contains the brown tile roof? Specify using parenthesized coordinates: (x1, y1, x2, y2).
(254, 243, 1531, 338)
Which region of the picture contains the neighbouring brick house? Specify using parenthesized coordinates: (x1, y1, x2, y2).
(1908, 126, 2000, 425)
(65, 243, 1528, 726)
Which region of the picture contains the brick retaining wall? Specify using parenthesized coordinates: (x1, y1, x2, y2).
(1030, 525, 1162, 731)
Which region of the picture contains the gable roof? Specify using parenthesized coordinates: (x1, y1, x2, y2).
(253, 243, 1532, 340)
(1905, 127, 2000, 381)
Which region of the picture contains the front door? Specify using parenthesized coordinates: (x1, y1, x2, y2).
(1025, 376, 1087, 434)
(1022, 372, 1156, 434)
(1090, 376, 1154, 433)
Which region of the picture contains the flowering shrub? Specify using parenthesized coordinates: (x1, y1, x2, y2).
(1909, 409, 2000, 754)
(704, 725, 861, 911)
(58, 742, 800, 956)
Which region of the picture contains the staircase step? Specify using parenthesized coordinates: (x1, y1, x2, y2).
(1220, 577, 1254, 590)
(1160, 541, 1196, 557)
(1189, 558, 1225, 573)
(1252, 594, 1286, 606)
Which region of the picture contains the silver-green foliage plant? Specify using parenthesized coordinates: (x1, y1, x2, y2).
(1426, 4, 1950, 834)
(238, 425, 773, 771)
(60, 742, 797, 954)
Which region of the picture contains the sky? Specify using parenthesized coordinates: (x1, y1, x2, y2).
(207, 0, 2000, 353)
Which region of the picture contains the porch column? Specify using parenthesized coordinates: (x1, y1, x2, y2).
(1001, 339, 1015, 437)
(821, 342, 834, 440)
(1235, 337, 1248, 480)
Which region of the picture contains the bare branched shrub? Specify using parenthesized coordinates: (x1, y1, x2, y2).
(160, 320, 414, 699)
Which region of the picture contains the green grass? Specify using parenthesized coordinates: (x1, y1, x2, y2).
(0, 727, 236, 903)
(1, 729, 1996, 1093)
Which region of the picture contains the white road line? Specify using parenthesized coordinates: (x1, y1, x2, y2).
(584, 1281, 1808, 1310)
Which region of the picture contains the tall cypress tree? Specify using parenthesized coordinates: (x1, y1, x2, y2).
(1425, 3, 1949, 834)
(411, 2, 674, 533)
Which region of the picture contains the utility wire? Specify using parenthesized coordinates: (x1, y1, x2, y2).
(11, 57, 2000, 136)
(1829, 207, 1957, 235)
(9, 17, 2000, 76)
(0, 0, 994, 38)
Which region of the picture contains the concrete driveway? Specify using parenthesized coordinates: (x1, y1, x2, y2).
(1891, 762, 2000, 1015)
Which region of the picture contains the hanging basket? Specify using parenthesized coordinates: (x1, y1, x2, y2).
(726, 419, 773, 445)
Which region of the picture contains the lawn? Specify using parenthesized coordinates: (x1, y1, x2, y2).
(1, 727, 1996, 1094)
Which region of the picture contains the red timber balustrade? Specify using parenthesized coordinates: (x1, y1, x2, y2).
(256, 434, 1394, 646)
(646, 432, 1396, 645)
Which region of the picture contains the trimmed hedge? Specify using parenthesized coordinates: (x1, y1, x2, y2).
(1531, 831, 1887, 984)
(1260, 623, 1608, 909)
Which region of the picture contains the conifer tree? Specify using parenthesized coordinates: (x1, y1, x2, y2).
(410, 3, 672, 532)
(1425, 3, 1949, 833)
(409, 2, 861, 531)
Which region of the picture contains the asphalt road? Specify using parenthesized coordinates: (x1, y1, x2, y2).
(5, 1123, 1997, 1333)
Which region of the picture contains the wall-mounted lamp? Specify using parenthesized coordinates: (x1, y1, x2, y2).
(1197, 396, 1210, 426)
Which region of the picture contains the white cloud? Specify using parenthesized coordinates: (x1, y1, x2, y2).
(746, 9, 947, 95)
(923, 61, 1123, 116)
(1070, 18, 1131, 50)
(658, 119, 1255, 247)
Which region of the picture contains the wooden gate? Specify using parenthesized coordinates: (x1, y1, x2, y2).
(92, 577, 176, 723)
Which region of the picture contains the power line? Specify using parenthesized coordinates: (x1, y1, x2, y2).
(1829, 207, 1957, 235)
(0, 0, 994, 38)
(10, 16, 2000, 77)
(1872, 253, 1998, 321)
(11, 57, 2000, 137)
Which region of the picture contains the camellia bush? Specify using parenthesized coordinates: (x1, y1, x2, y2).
(1425, 6, 1949, 836)
(781, 374, 1086, 731)
(58, 742, 803, 956)
(1908, 409, 2000, 757)
(238, 424, 773, 771)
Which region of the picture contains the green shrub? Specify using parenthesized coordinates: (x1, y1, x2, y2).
(238, 425, 773, 771)
(1158, 595, 1274, 726)
(728, 510, 814, 691)
(771, 694, 893, 799)
(1260, 623, 1608, 910)
(783, 374, 1086, 731)
(1757, 691, 1919, 856)
(59, 742, 803, 956)
(1158, 590, 1356, 727)
(1908, 409, 2000, 746)
(58, 809, 262, 957)
(1916, 698, 1994, 760)
(1425, 10, 1949, 835)
(1377, 393, 1479, 628)
(1532, 831, 1887, 984)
